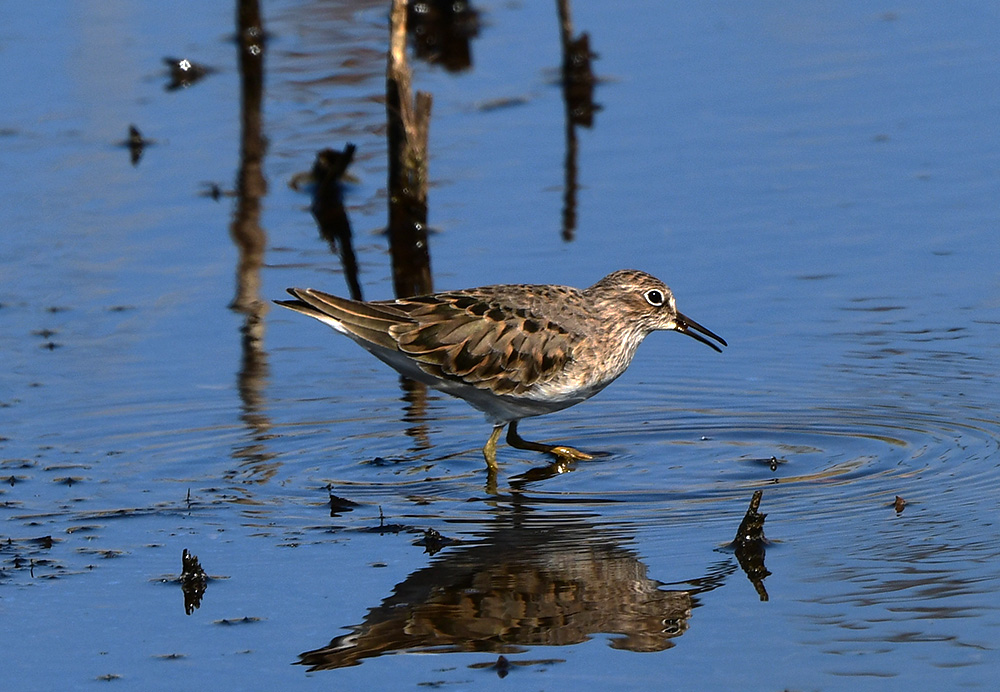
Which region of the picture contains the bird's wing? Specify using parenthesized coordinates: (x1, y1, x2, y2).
(278, 288, 575, 396)
(388, 292, 574, 396)
(276, 288, 409, 351)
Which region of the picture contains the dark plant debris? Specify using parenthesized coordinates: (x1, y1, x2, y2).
(413, 528, 459, 555)
(730, 490, 771, 602)
(198, 181, 236, 201)
(214, 616, 263, 626)
(468, 655, 566, 677)
(119, 124, 153, 166)
(328, 487, 361, 517)
(163, 57, 214, 91)
(181, 548, 208, 615)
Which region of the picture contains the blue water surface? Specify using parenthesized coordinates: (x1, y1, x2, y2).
(2, 1, 999, 690)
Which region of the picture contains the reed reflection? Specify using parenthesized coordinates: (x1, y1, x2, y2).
(387, 0, 436, 450)
(229, 0, 277, 481)
(387, 0, 433, 300)
(230, 0, 268, 316)
(556, 0, 600, 242)
(298, 499, 705, 671)
(407, 0, 480, 72)
(307, 144, 363, 301)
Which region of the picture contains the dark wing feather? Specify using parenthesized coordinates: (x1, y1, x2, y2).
(277, 288, 409, 351)
(389, 292, 573, 395)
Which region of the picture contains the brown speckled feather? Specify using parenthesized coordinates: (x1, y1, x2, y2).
(278, 287, 575, 396)
(403, 293, 571, 393)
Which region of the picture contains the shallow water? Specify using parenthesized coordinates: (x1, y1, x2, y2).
(3, 1, 1000, 690)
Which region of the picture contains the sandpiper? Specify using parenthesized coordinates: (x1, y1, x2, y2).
(277, 269, 726, 469)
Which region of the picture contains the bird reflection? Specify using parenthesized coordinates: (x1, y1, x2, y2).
(298, 500, 700, 671)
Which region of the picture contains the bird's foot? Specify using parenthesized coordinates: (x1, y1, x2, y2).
(504, 421, 594, 462)
(546, 445, 593, 462)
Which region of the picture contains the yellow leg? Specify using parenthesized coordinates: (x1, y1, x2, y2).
(484, 466, 499, 496)
(506, 421, 593, 461)
(482, 424, 504, 471)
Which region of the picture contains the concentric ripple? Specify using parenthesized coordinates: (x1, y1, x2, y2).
(464, 398, 1000, 526)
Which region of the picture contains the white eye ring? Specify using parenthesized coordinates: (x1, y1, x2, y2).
(644, 289, 665, 307)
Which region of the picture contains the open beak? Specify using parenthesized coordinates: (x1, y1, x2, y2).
(675, 312, 727, 353)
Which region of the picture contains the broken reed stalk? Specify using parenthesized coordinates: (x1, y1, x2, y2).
(387, 0, 433, 299)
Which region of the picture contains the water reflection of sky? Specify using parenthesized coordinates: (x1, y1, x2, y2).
(2, 1, 1000, 690)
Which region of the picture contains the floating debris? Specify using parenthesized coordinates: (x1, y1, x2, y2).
(748, 455, 785, 472)
(198, 181, 235, 201)
(119, 124, 153, 166)
(28, 535, 54, 549)
(365, 456, 394, 467)
(75, 548, 125, 559)
(492, 655, 510, 678)
(468, 655, 566, 677)
(213, 616, 262, 626)
(180, 548, 208, 615)
(413, 528, 459, 555)
(360, 506, 410, 535)
(731, 490, 771, 602)
(475, 95, 530, 112)
(328, 489, 360, 517)
(163, 57, 214, 90)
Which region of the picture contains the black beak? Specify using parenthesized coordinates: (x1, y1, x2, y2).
(675, 312, 727, 353)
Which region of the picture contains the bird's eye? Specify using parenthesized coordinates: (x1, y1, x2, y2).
(644, 289, 665, 307)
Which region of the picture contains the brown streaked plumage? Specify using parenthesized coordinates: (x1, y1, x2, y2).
(276, 269, 726, 470)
